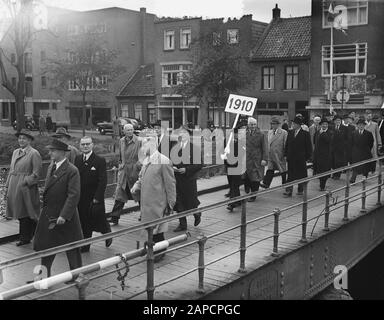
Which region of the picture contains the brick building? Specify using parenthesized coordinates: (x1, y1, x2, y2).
(308, 0, 384, 119)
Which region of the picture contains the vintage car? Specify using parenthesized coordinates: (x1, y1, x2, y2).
(97, 117, 144, 136)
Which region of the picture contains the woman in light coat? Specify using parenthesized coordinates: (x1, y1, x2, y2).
(131, 136, 176, 262)
(5, 130, 42, 246)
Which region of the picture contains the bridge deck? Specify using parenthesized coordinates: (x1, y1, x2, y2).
(0, 173, 380, 300)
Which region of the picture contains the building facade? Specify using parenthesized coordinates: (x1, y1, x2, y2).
(308, 0, 384, 119)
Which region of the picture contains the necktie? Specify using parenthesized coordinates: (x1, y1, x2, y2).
(51, 163, 56, 177)
(83, 155, 87, 162)
(273, 130, 276, 135)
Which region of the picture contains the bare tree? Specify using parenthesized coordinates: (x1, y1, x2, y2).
(0, 0, 49, 131)
(46, 31, 124, 135)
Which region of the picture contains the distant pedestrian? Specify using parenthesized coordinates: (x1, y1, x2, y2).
(244, 117, 267, 202)
(282, 119, 289, 131)
(52, 127, 80, 164)
(33, 139, 83, 278)
(309, 115, 321, 153)
(283, 116, 312, 197)
(343, 114, 356, 164)
(152, 120, 171, 158)
(131, 136, 176, 262)
(331, 114, 348, 179)
(108, 124, 142, 225)
(46, 113, 53, 133)
(172, 126, 203, 232)
(261, 117, 287, 189)
(364, 110, 382, 173)
(313, 118, 332, 191)
(39, 115, 47, 136)
(350, 118, 374, 183)
(296, 114, 309, 132)
(5, 129, 42, 246)
(74, 136, 112, 253)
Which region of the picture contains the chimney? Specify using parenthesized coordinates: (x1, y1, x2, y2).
(272, 4, 281, 20)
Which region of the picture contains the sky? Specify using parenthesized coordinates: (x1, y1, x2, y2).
(44, 0, 312, 23)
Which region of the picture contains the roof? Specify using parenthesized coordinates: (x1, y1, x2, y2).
(250, 16, 311, 60)
(117, 64, 155, 97)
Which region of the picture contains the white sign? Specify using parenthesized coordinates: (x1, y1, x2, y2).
(225, 94, 257, 116)
(336, 90, 350, 103)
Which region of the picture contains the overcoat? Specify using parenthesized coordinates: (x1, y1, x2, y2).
(132, 152, 176, 235)
(313, 130, 333, 175)
(345, 124, 355, 163)
(172, 142, 202, 212)
(115, 135, 142, 202)
(74, 152, 110, 234)
(66, 145, 80, 164)
(365, 121, 382, 158)
(350, 130, 374, 175)
(331, 125, 348, 169)
(245, 128, 268, 182)
(285, 129, 312, 181)
(33, 160, 84, 251)
(5, 146, 42, 220)
(267, 128, 287, 173)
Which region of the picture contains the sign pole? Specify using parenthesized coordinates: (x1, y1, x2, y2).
(221, 114, 239, 160)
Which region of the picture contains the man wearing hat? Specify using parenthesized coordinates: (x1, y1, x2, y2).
(152, 120, 171, 158)
(33, 139, 83, 278)
(331, 114, 348, 179)
(364, 110, 382, 173)
(5, 129, 42, 246)
(52, 127, 80, 164)
(261, 117, 287, 189)
(349, 118, 374, 183)
(283, 116, 312, 197)
(343, 114, 356, 164)
(313, 118, 332, 191)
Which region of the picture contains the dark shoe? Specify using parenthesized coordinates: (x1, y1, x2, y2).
(260, 182, 269, 189)
(154, 253, 165, 263)
(105, 238, 113, 248)
(224, 192, 230, 198)
(349, 179, 355, 184)
(283, 192, 292, 197)
(320, 188, 325, 191)
(247, 197, 256, 202)
(226, 204, 234, 212)
(194, 215, 201, 227)
(16, 240, 30, 247)
(109, 219, 119, 226)
(173, 225, 187, 232)
(244, 185, 250, 193)
(80, 246, 90, 253)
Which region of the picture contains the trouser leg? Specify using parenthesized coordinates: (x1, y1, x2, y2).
(19, 217, 36, 242)
(178, 217, 187, 228)
(351, 170, 358, 182)
(281, 172, 287, 185)
(320, 177, 327, 190)
(109, 200, 125, 222)
(66, 248, 82, 271)
(298, 183, 304, 193)
(41, 255, 56, 278)
(263, 169, 274, 187)
(244, 174, 251, 193)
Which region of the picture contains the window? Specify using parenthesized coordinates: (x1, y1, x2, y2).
(180, 28, 191, 49)
(25, 77, 33, 97)
(323, 1, 368, 28)
(227, 29, 239, 44)
(67, 25, 78, 36)
(162, 64, 191, 87)
(68, 80, 77, 90)
(279, 102, 288, 109)
(134, 104, 142, 120)
(41, 76, 47, 89)
(52, 103, 57, 110)
(164, 30, 175, 50)
(11, 53, 16, 64)
(285, 65, 299, 89)
(40, 50, 46, 62)
(262, 66, 275, 90)
(24, 52, 32, 74)
(268, 102, 278, 109)
(2, 102, 9, 120)
(148, 106, 157, 124)
(87, 23, 107, 34)
(212, 32, 221, 46)
(121, 104, 129, 117)
(322, 43, 367, 76)
(11, 77, 16, 89)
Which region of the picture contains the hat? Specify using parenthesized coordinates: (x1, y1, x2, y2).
(270, 117, 280, 124)
(333, 114, 342, 121)
(356, 118, 366, 125)
(52, 127, 71, 139)
(46, 139, 70, 151)
(15, 129, 34, 140)
(320, 118, 329, 124)
(292, 116, 303, 125)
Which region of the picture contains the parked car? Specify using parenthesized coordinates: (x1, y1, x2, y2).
(13, 115, 37, 131)
(97, 117, 145, 136)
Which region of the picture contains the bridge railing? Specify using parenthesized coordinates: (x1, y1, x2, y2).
(0, 156, 383, 300)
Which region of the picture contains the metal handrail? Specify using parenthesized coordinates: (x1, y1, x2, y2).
(0, 156, 383, 300)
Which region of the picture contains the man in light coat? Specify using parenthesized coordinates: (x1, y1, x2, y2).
(309, 115, 321, 153)
(5, 129, 42, 246)
(33, 139, 83, 278)
(364, 110, 382, 173)
(261, 117, 287, 189)
(109, 124, 142, 225)
(52, 127, 80, 164)
(131, 136, 176, 262)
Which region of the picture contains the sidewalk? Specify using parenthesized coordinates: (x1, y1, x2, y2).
(0, 175, 229, 244)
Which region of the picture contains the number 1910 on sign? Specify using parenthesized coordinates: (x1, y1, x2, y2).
(225, 94, 258, 116)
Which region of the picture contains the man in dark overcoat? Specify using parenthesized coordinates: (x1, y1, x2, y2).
(283, 116, 312, 197)
(152, 120, 171, 158)
(350, 118, 374, 183)
(313, 118, 333, 191)
(33, 139, 83, 278)
(171, 126, 203, 232)
(343, 114, 356, 164)
(74, 136, 112, 253)
(331, 114, 348, 179)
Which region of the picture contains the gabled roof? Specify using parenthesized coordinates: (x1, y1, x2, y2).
(250, 16, 311, 60)
(117, 64, 155, 97)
